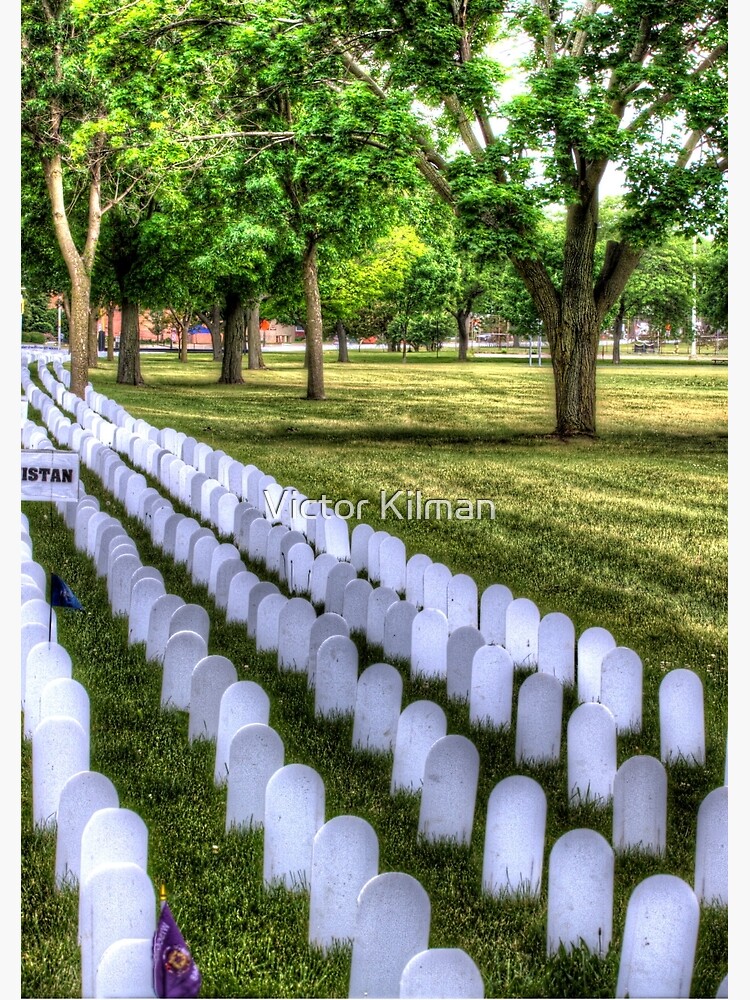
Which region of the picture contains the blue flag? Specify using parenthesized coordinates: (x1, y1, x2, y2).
(153, 901, 202, 998)
(50, 573, 83, 611)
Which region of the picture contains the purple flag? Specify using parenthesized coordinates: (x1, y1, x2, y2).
(153, 901, 202, 998)
(50, 573, 83, 610)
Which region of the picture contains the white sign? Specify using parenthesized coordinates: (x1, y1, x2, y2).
(21, 450, 81, 501)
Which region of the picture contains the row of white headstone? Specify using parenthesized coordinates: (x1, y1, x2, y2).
(24, 356, 711, 767)
(21, 352, 728, 997)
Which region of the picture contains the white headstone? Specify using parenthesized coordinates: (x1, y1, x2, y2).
(265, 523, 291, 575)
(208, 542, 242, 596)
(108, 552, 144, 617)
(577, 626, 616, 703)
(79, 807, 149, 941)
(694, 786, 727, 906)
(173, 516, 202, 565)
(422, 562, 451, 615)
(224, 569, 261, 624)
(95, 937, 156, 999)
(366, 586, 400, 648)
(214, 680, 271, 786)
(263, 763, 325, 891)
(225, 723, 284, 832)
(128, 575, 167, 646)
(348, 872, 431, 1000)
(382, 600, 418, 663)
(188, 530, 218, 585)
(287, 541, 315, 595)
(399, 948, 485, 999)
(350, 522, 374, 573)
(247, 582, 281, 638)
(160, 630, 208, 711)
(515, 672, 564, 764)
(23, 641, 73, 737)
(79, 862, 155, 1000)
(324, 560, 358, 615)
(277, 597, 318, 673)
(538, 611, 576, 686)
(482, 775, 547, 898)
(169, 603, 210, 643)
(33, 715, 90, 828)
(310, 552, 340, 607)
(146, 594, 186, 663)
(379, 535, 407, 595)
(214, 558, 248, 613)
(447, 574, 478, 632)
(247, 516, 272, 564)
(256, 593, 289, 652)
(567, 702, 617, 807)
(188, 655, 238, 742)
(55, 771, 119, 887)
(418, 735, 479, 846)
(405, 553, 432, 609)
(352, 662, 403, 754)
(546, 828, 614, 957)
(505, 597, 540, 669)
(315, 634, 359, 719)
(342, 578, 374, 635)
(22, 622, 53, 708)
(366, 529, 390, 583)
(391, 701, 447, 794)
(446, 626, 485, 701)
(306, 612, 350, 686)
(612, 755, 667, 855)
(234, 505, 264, 554)
(659, 668, 705, 765)
(39, 678, 90, 736)
(308, 815, 380, 953)
(469, 645, 514, 730)
(322, 513, 351, 561)
(411, 608, 448, 680)
(616, 875, 699, 998)
(600, 646, 643, 734)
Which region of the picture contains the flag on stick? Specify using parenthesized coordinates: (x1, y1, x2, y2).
(153, 890, 202, 998)
(50, 573, 83, 611)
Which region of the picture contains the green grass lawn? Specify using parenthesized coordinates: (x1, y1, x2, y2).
(21, 350, 728, 997)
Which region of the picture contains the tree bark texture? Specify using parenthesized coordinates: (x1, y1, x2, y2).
(88, 308, 98, 369)
(456, 310, 470, 361)
(106, 302, 116, 361)
(336, 319, 350, 362)
(43, 152, 100, 398)
(218, 291, 246, 384)
(514, 193, 640, 436)
(247, 301, 266, 370)
(210, 302, 223, 362)
(117, 298, 145, 385)
(303, 241, 326, 399)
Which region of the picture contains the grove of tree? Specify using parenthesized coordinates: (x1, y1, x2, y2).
(21, 0, 727, 436)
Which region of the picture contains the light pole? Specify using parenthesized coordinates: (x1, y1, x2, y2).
(57, 297, 63, 350)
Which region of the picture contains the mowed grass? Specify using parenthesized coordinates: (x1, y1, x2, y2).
(21, 349, 728, 998)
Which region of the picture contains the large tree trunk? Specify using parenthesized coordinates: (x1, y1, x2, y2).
(210, 302, 223, 362)
(106, 302, 116, 361)
(218, 291, 245, 384)
(336, 318, 350, 363)
(246, 300, 266, 370)
(302, 240, 326, 399)
(43, 152, 101, 398)
(456, 309, 470, 361)
(513, 189, 640, 436)
(613, 296, 625, 365)
(88, 308, 99, 369)
(117, 298, 144, 385)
